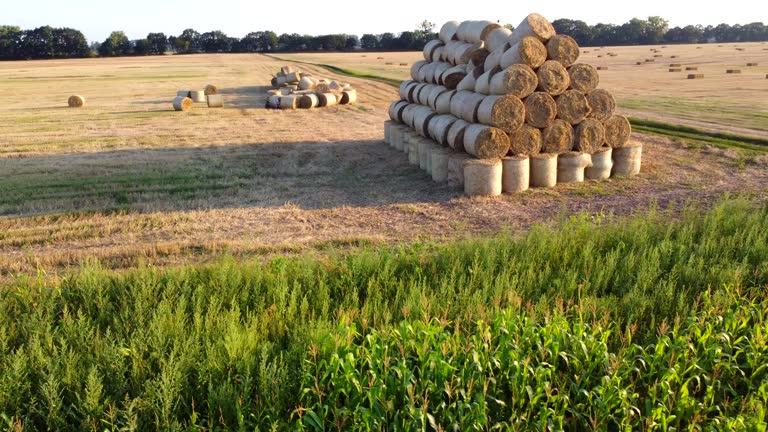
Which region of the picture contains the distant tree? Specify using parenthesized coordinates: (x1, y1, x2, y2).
(0, 25, 22, 60)
(361, 34, 379, 50)
(741, 22, 767, 41)
(99, 31, 131, 56)
(133, 39, 151, 55)
(665, 25, 704, 44)
(146, 32, 167, 55)
(277, 33, 306, 51)
(258, 31, 278, 52)
(200, 30, 231, 52)
(19, 26, 55, 58)
(398, 31, 418, 50)
(379, 32, 397, 50)
(552, 19, 593, 46)
(175, 28, 200, 53)
(345, 35, 359, 50)
(644, 16, 669, 44)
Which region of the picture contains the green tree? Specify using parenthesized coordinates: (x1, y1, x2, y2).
(552, 19, 593, 46)
(360, 34, 379, 50)
(345, 35, 359, 50)
(0, 25, 22, 60)
(98, 31, 131, 56)
(175, 28, 200, 54)
(200, 30, 230, 52)
(645, 16, 669, 44)
(146, 32, 167, 55)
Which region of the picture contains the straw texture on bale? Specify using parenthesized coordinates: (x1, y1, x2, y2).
(204, 84, 218, 95)
(411, 84, 429, 104)
(189, 91, 206, 103)
(206, 94, 224, 108)
(502, 156, 530, 193)
(428, 114, 459, 146)
(413, 107, 438, 137)
(508, 124, 542, 156)
(509, 13, 555, 46)
(317, 93, 338, 107)
(500, 37, 548, 69)
(465, 21, 501, 44)
(431, 148, 452, 182)
(585, 89, 616, 121)
(573, 118, 606, 153)
(447, 119, 470, 152)
(612, 144, 642, 177)
(541, 119, 574, 154)
(447, 153, 472, 187)
(423, 39, 444, 62)
(442, 65, 468, 89)
(463, 124, 511, 159)
(432, 63, 452, 84)
(568, 63, 600, 94)
(585, 147, 613, 180)
(687, 74, 704, 79)
(529, 153, 558, 188)
(299, 94, 319, 109)
(450, 90, 485, 123)
(176, 90, 191, 98)
(556, 90, 591, 125)
(463, 159, 503, 197)
(435, 90, 456, 114)
(279, 95, 298, 110)
(402, 104, 420, 128)
(557, 152, 592, 183)
(410, 61, 427, 80)
(603, 115, 632, 148)
(546, 35, 580, 67)
(172, 96, 193, 112)
(439, 21, 460, 43)
(340, 90, 357, 105)
(486, 27, 512, 53)
(68, 95, 85, 108)
(281, 66, 295, 75)
(523, 92, 557, 128)
(489, 64, 538, 98)
(537, 61, 570, 95)
(477, 95, 525, 135)
(469, 48, 490, 68)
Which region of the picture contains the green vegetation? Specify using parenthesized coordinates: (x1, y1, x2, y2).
(621, 97, 768, 133)
(1, 197, 767, 430)
(629, 117, 768, 152)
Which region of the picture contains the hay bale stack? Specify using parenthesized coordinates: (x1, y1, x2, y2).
(456, 66, 482, 91)
(68, 95, 85, 108)
(299, 77, 316, 90)
(489, 64, 538, 98)
(389, 100, 409, 122)
(546, 35, 580, 67)
(204, 84, 218, 95)
(461, 21, 501, 43)
(484, 47, 507, 72)
(426, 85, 449, 110)
(442, 65, 468, 89)
(500, 37, 548, 69)
(384, 120, 395, 145)
(463, 124, 511, 159)
(463, 159, 503, 197)
(266, 95, 281, 109)
(509, 13, 555, 45)
(447, 119, 470, 152)
(340, 90, 357, 105)
(413, 106, 438, 137)
(573, 118, 606, 153)
(586, 89, 615, 121)
(279, 95, 298, 110)
(423, 40, 445, 62)
(317, 93, 338, 107)
(541, 119, 574, 154)
(450, 90, 485, 123)
(172, 96, 193, 111)
(557, 152, 592, 183)
(556, 90, 591, 124)
(612, 144, 642, 177)
(474, 68, 497, 95)
(529, 153, 558, 188)
(585, 147, 612, 180)
(189, 91, 206, 103)
(477, 95, 525, 135)
(524, 92, 557, 128)
(537, 60, 570, 95)
(509, 124, 542, 156)
(206, 94, 224, 108)
(411, 61, 428, 80)
(502, 156, 530, 193)
(603, 115, 631, 148)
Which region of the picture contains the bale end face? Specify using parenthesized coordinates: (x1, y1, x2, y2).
(204, 84, 218, 95)
(172, 96, 194, 112)
(67, 95, 85, 108)
(206, 94, 224, 108)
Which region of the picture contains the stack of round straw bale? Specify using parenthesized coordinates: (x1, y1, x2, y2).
(267, 66, 357, 109)
(384, 14, 639, 196)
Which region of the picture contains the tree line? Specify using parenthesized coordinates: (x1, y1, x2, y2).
(1, 18, 767, 61)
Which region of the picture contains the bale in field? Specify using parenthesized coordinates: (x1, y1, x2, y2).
(279, 95, 298, 110)
(411, 61, 428, 80)
(299, 77, 317, 90)
(299, 94, 319, 109)
(281, 66, 295, 75)
(447, 153, 472, 187)
(450, 90, 485, 123)
(573, 118, 606, 153)
(500, 37, 548, 69)
(172, 96, 193, 111)
(603, 115, 632, 148)
(556, 90, 591, 125)
(508, 124, 542, 156)
(686, 66, 698, 71)
(464, 159, 503, 197)
(586, 89, 616, 121)
(486, 27, 512, 52)
(557, 152, 592, 183)
(317, 93, 338, 107)
(189, 91, 206, 103)
(432, 148, 453, 182)
(489, 64, 538, 98)
(546, 35, 580, 67)
(340, 90, 357, 105)
(502, 155, 530, 193)
(726, 69, 741, 74)
(585, 147, 613, 180)
(687, 74, 704, 79)
(537, 61, 570, 96)
(456, 66, 482, 91)
(484, 46, 507, 72)
(477, 95, 525, 135)
(413, 106, 438, 137)
(435, 89, 456, 114)
(509, 13, 555, 46)
(596, 66, 608, 70)
(447, 119, 470, 152)
(442, 65, 468, 90)
(206, 94, 224, 108)
(388, 100, 409, 122)
(463, 124, 511, 159)
(474, 67, 499, 95)
(541, 119, 574, 154)
(529, 153, 558, 188)
(612, 144, 642, 177)
(669, 68, 682, 72)
(439, 21, 460, 44)
(68, 95, 85, 108)
(266, 95, 281, 109)
(567, 63, 599, 93)
(523, 92, 557, 128)
(204, 84, 218, 95)
(423, 39, 445, 62)
(462, 20, 501, 44)
(426, 85, 449, 110)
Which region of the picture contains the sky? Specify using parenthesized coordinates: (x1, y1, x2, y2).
(4, 0, 766, 43)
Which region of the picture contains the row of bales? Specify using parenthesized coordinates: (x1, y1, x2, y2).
(173, 85, 223, 111)
(267, 66, 357, 109)
(385, 14, 641, 197)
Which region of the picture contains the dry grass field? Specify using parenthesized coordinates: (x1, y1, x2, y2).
(1, 46, 767, 276)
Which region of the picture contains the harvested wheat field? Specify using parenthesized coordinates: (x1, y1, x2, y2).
(1, 52, 767, 275)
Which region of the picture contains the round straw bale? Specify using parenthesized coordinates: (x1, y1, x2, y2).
(267, 89, 280, 96)
(443, 40, 464, 64)
(557, 152, 592, 183)
(500, 37, 548, 69)
(271, 77, 279, 87)
(603, 115, 632, 148)
(541, 119, 574, 154)
(433, 47, 445, 62)
(206, 94, 224, 108)
(537, 61, 570, 96)
(432, 62, 452, 85)
(432, 147, 453, 182)
(68, 95, 85, 108)
(416, 84, 434, 106)
(447, 119, 470, 151)
(388, 100, 409, 122)
(486, 27, 512, 53)
(454, 42, 485, 65)
(469, 21, 501, 43)
(401, 104, 418, 128)
(484, 46, 507, 71)
(423, 39, 444, 61)
(418, 138, 433, 171)
(474, 68, 496, 95)
(447, 153, 472, 187)
(407, 133, 421, 165)
(315, 82, 331, 94)
(189, 90, 206, 103)
(585, 89, 615, 121)
(299, 77, 316, 90)
(469, 48, 490, 69)
(279, 87, 293, 96)
(477, 95, 525, 135)
(556, 89, 591, 125)
(317, 93, 338, 107)
(508, 124, 542, 156)
(413, 106, 438, 137)
(457, 66, 483, 91)
(410, 60, 428, 80)
(546, 35, 580, 67)
(204, 84, 218, 95)
(281, 66, 295, 75)
(567, 63, 599, 93)
(400, 80, 418, 101)
(529, 153, 558, 188)
(440, 20, 460, 44)
(442, 65, 468, 89)
(299, 94, 320, 109)
(266, 94, 280, 109)
(573, 118, 606, 153)
(456, 21, 473, 41)
(435, 89, 456, 114)
(464, 158, 503, 197)
(509, 13, 556, 46)
(585, 147, 613, 180)
(523, 92, 557, 128)
(418, 62, 434, 82)
(275, 76, 289, 87)
(612, 144, 642, 177)
(489, 64, 538, 98)
(450, 90, 485, 122)
(501, 155, 530, 193)
(279, 95, 298, 110)
(408, 83, 426, 103)
(428, 114, 459, 145)
(463, 124, 511, 159)
(426, 85, 449, 109)
(286, 71, 301, 83)
(172, 96, 193, 111)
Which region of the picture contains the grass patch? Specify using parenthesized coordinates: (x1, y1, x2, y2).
(629, 117, 768, 152)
